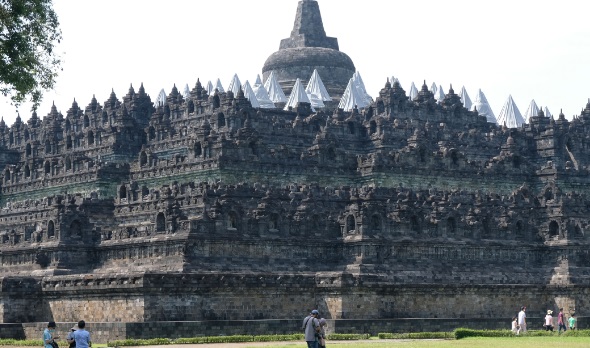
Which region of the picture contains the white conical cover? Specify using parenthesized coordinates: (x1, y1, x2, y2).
(307, 92, 325, 109)
(155, 88, 167, 106)
(523, 99, 539, 123)
(471, 89, 496, 124)
(459, 86, 472, 110)
(305, 69, 332, 102)
(227, 74, 242, 96)
(338, 78, 367, 111)
(183, 84, 191, 99)
(206, 81, 214, 95)
(497, 95, 525, 128)
(214, 78, 225, 93)
(284, 78, 313, 111)
(430, 82, 438, 95)
(544, 106, 552, 118)
(252, 79, 275, 109)
(241, 81, 261, 108)
(254, 74, 263, 87)
(353, 71, 372, 105)
(264, 71, 288, 103)
(408, 82, 419, 101)
(434, 85, 445, 102)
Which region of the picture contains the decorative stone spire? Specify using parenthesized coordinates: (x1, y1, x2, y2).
(14, 113, 22, 127)
(86, 94, 99, 113)
(384, 78, 391, 89)
(192, 79, 204, 99)
(415, 80, 434, 104)
(280, 0, 338, 50)
(108, 89, 118, 108)
(262, 0, 355, 100)
(139, 83, 146, 96)
(169, 84, 179, 100)
(28, 111, 39, 127)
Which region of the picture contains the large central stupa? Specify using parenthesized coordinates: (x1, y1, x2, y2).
(262, 0, 355, 100)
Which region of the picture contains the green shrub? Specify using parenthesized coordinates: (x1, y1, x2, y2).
(326, 333, 370, 340)
(107, 338, 172, 346)
(108, 334, 306, 346)
(378, 332, 453, 339)
(454, 328, 517, 339)
(253, 334, 303, 342)
(172, 337, 209, 344)
(562, 329, 590, 337)
(524, 330, 559, 337)
(0, 339, 44, 346)
(452, 328, 576, 339)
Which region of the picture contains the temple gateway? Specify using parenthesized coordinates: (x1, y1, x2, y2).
(0, 0, 589, 341)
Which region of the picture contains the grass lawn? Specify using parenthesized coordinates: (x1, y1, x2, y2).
(244, 336, 590, 348)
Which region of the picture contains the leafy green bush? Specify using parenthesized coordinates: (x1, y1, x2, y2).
(172, 337, 209, 344)
(200, 335, 252, 343)
(452, 328, 576, 339)
(0, 339, 44, 346)
(108, 334, 305, 346)
(253, 334, 304, 342)
(378, 332, 454, 339)
(326, 333, 370, 340)
(107, 338, 172, 346)
(562, 329, 590, 337)
(454, 328, 516, 339)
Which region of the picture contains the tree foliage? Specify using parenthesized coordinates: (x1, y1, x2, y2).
(0, 0, 62, 110)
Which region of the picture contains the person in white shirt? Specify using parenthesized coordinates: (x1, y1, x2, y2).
(518, 306, 527, 333)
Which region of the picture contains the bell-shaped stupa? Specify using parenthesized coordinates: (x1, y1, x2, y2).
(262, 0, 355, 103)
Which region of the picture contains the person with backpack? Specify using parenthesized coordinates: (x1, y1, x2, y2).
(301, 309, 320, 348)
(66, 324, 78, 348)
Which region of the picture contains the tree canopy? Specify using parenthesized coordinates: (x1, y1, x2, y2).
(0, 0, 62, 110)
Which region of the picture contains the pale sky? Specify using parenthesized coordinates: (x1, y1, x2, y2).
(1, 0, 589, 126)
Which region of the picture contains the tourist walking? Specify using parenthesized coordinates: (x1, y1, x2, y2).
(318, 318, 327, 348)
(43, 322, 60, 348)
(569, 313, 576, 330)
(72, 321, 91, 348)
(557, 308, 567, 333)
(301, 309, 320, 348)
(518, 306, 527, 333)
(511, 317, 520, 335)
(544, 310, 554, 331)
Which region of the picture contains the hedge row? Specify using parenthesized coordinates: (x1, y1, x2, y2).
(109, 334, 302, 346)
(562, 329, 590, 337)
(454, 328, 590, 339)
(0, 339, 44, 346)
(5, 330, 590, 346)
(454, 328, 516, 339)
(378, 332, 454, 339)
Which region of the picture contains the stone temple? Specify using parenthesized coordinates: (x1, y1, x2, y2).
(0, 0, 590, 341)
